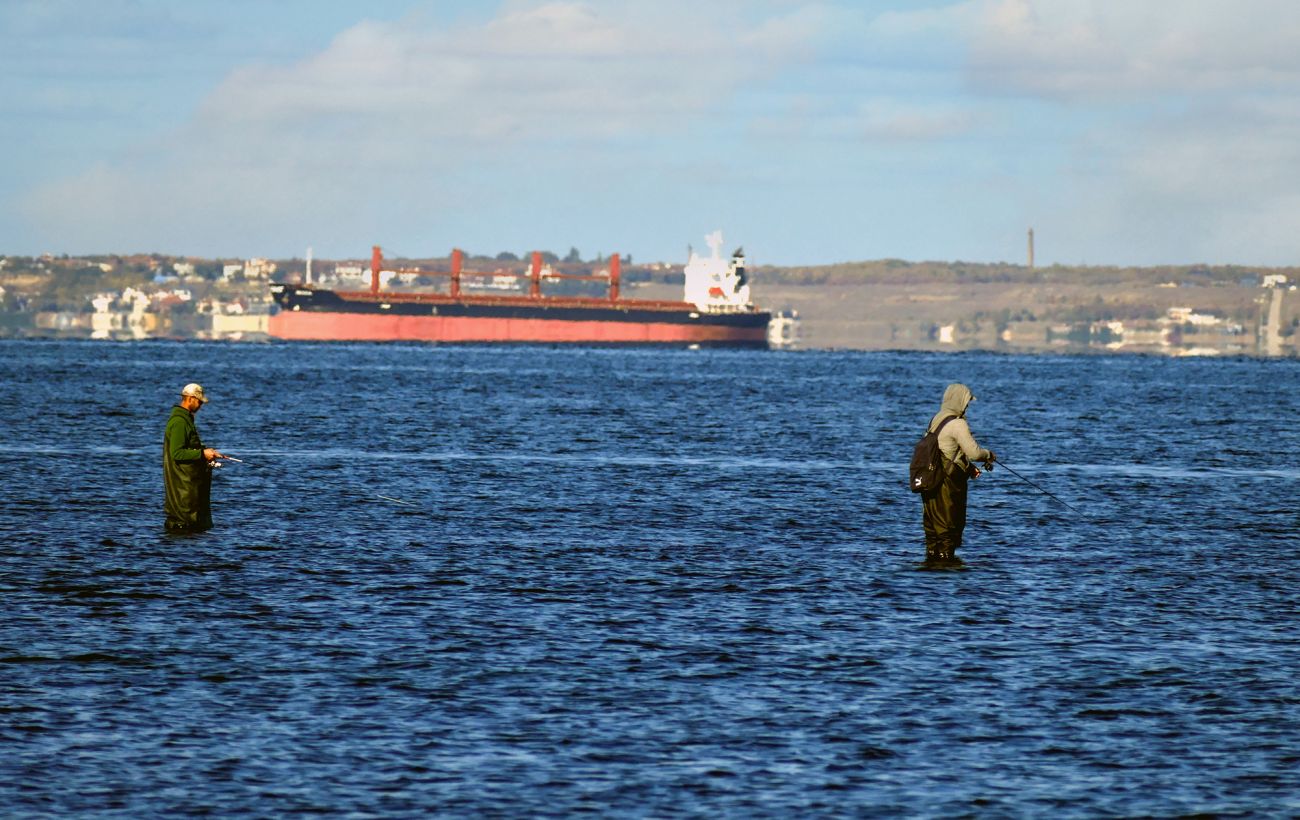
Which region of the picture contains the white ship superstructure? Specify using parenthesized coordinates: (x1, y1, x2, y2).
(683, 231, 752, 313)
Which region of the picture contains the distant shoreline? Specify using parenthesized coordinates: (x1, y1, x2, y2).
(2, 253, 1296, 355)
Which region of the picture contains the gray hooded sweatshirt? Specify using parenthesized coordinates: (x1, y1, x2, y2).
(927, 383, 992, 472)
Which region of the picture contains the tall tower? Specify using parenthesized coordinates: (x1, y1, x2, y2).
(1027, 228, 1035, 270)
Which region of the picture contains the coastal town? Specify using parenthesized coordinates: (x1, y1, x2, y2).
(1, 249, 1296, 356)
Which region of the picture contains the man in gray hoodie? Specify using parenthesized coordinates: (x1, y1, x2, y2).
(921, 383, 995, 567)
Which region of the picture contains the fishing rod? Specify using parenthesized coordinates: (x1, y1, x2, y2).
(990, 457, 1081, 513)
(215, 455, 419, 507)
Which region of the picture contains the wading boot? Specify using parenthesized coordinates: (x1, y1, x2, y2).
(936, 542, 964, 569)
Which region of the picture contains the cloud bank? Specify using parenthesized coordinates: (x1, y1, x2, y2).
(22, 2, 823, 257)
(14, 0, 1300, 265)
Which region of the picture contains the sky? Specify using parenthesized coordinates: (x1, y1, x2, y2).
(5, 0, 1300, 267)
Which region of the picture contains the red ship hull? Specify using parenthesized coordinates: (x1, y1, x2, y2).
(268, 310, 768, 345)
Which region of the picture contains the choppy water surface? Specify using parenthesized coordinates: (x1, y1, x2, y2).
(1, 340, 1298, 816)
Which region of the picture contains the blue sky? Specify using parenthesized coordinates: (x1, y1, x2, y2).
(5, 0, 1300, 267)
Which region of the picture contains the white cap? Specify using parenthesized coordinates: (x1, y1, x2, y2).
(181, 383, 209, 403)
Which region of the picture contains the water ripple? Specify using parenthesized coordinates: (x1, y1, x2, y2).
(1, 342, 1298, 816)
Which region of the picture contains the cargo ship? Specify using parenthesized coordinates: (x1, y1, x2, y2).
(268, 232, 772, 347)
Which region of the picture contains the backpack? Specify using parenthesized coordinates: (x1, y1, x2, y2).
(908, 415, 957, 493)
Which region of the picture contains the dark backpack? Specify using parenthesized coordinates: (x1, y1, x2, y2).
(908, 415, 957, 493)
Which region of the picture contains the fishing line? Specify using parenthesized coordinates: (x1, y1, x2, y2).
(991, 457, 1080, 513)
(216, 455, 420, 508)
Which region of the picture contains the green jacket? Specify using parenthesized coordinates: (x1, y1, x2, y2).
(163, 405, 212, 532)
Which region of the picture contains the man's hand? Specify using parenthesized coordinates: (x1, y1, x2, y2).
(203, 447, 224, 461)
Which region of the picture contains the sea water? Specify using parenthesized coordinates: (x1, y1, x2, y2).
(1, 340, 1298, 816)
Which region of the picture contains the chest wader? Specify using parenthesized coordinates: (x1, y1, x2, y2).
(164, 459, 213, 533)
(163, 410, 214, 533)
(921, 462, 969, 567)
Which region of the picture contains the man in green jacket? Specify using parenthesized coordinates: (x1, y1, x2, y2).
(921, 383, 995, 568)
(163, 383, 224, 533)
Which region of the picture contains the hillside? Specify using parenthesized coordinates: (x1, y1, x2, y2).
(2, 252, 1296, 354)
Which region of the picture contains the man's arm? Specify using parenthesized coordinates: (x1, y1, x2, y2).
(953, 419, 993, 465)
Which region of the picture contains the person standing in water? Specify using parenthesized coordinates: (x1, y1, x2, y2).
(163, 383, 224, 533)
(921, 383, 995, 568)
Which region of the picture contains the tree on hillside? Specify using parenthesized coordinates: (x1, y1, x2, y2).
(43, 266, 105, 310)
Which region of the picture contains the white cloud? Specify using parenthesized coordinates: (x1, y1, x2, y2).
(966, 0, 1300, 98)
(872, 0, 1300, 264)
(196, 1, 815, 140)
(869, 1, 979, 39)
(857, 98, 977, 141)
(1012, 92, 1300, 265)
(20, 1, 826, 255)
(747, 94, 977, 144)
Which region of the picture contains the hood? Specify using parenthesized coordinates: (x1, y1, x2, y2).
(939, 383, 974, 418)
